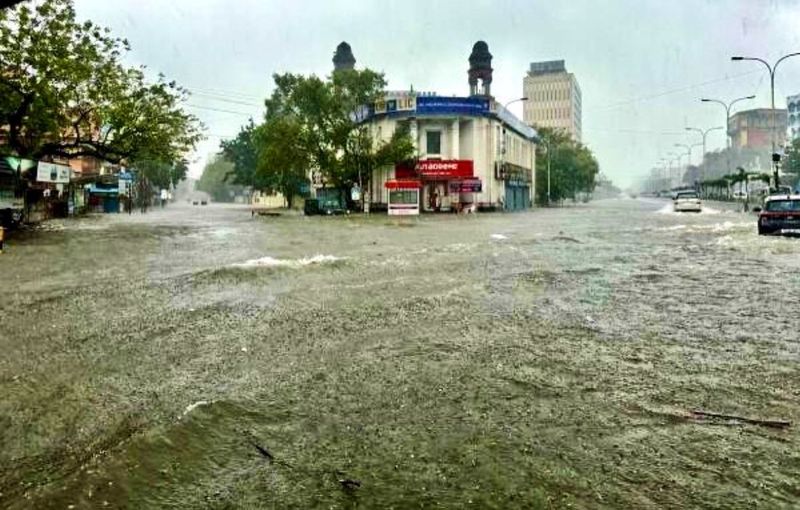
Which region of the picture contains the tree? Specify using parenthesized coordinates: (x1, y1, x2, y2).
(783, 138, 800, 188)
(226, 69, 414, 204)
(0, 0, 201, 165)
(197, 155, 236, 202)
(251, 115, 310, 208)
(220, 120, 258, 187)
(534, 126, 599, 204)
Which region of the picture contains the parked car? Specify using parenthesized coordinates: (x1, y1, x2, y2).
(673, 190, 702, 213)
(733, 190, 748, 200)
(304, 198, 349, 216)
(756, 194, 800, 236)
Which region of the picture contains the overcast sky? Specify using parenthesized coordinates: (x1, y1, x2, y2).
(74, 0, 800, 188)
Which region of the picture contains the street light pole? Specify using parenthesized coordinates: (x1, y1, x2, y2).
(685, 126, 724, 184)
(732, 53, 800, 189)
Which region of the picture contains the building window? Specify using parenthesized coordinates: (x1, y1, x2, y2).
(426, 130, 442, 155)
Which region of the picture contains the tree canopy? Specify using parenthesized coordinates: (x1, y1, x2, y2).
(534, 126, 599, 204)
(0, 0, 201, 165)
(224, 68, 414, 201)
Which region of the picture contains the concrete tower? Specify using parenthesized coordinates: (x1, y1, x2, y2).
(468, 41, 493, 97)
(333, 42, 356, 72)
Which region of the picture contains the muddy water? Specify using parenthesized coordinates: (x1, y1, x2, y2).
(1, 200, 799, 509)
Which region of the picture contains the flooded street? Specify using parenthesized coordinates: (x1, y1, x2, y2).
(2, 199, 800, 509)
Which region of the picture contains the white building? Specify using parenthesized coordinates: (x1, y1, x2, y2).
(363, 42, 538, 214)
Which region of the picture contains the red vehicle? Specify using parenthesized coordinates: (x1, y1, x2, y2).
(757, 194, 800, 236)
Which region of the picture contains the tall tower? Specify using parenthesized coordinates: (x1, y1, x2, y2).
(468, 41, 493, 97)
(333, 42, 356, 72)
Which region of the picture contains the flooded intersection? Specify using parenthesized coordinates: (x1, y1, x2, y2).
(2, 199, 799, 509)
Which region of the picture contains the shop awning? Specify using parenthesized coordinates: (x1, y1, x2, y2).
(385, 179, 422, 189)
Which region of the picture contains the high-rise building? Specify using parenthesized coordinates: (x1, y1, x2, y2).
(787, 94, 800, 142)
(523, 60, 582, 142)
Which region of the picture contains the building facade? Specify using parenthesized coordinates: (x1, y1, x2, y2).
(788, 94, 800, 142)
(363, 42, 538, 213)
(729, 108, 788, 150)
(523, 60, 582, 142)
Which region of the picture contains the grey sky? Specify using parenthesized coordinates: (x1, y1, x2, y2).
(74, 0, 800, 187)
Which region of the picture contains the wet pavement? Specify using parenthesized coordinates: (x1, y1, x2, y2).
(1, 199, 799, 509)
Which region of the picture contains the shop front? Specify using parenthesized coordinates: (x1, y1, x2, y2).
(396, 160, 480, 213)
(496, 162, 533, 211)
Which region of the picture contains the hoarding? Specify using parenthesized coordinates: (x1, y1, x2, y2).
(36, 162, 72, 184)
(416, 96, 490, 116)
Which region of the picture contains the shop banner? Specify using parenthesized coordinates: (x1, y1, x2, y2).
(449, 179, 482, 193)
(396, 160, 474, 179)
(385, 179, 422, 189)
(416, 96, 490, 116)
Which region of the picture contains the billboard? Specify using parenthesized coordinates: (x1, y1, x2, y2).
(36, 162, 72, 184)
(416, 96, 490, 116)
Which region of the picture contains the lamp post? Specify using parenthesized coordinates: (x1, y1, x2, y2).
(685, 126, 724, 185)
(732, 53, 800, 189)
(700, 95, 755, 152)
(674, 142, 703, 187)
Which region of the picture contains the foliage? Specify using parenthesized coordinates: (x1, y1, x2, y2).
(220, 120, 258, 187)
(131, 158, 187, 190)
(251, 115, 309, 208)
(534, 126, 599, 204)
(197, 155, 238, 202)
(784, 137, 800, 179)
(0, 0, 201, 165)
(225, 68, 414, 198)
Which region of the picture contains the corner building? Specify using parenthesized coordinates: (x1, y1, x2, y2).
(363, 42, 538, 213)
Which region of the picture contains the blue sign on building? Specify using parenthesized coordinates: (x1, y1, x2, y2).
(416, 96, 490, 116)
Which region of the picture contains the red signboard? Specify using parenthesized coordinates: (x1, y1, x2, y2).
(395, 160, 474, 180)
(385, 179, 422, 189)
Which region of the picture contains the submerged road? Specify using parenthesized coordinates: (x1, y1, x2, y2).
(1, 199, 799, 509)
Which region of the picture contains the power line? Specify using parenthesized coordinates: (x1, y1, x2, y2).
(185, 103, 255, 116)
(189, 91, 262, 107)
(588, 70, 762, 114)
(183, 85, 262, 101)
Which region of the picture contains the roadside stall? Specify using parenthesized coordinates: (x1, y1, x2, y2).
(385, 179, 421, 216)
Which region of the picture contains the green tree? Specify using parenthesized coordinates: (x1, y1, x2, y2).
(197, 155, 236, 202)
(0, 0, 201, 164)
(251, 115, 309, 208)
(226, 69, 414, 203)
(220, 120, 258, 187)
(535, 126, 599, 204)
(784, 138, 800, 187)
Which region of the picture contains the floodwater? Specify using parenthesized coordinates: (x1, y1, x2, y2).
(1, 199, 799, 509)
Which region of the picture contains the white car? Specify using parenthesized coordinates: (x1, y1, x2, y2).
(673, 190, 702, 213)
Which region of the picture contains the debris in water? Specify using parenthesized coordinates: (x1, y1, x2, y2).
(339, 478, 362, 491)
(490, 234, 508, 240)
(182, 400, 210, 417)
(691, 409, 790, 429)
(251, 441, 274, 461)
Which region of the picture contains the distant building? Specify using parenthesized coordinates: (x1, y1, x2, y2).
(787, 94, 800, 142)
(523, 60, 582, 142)
(729, 108, 788, 150)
